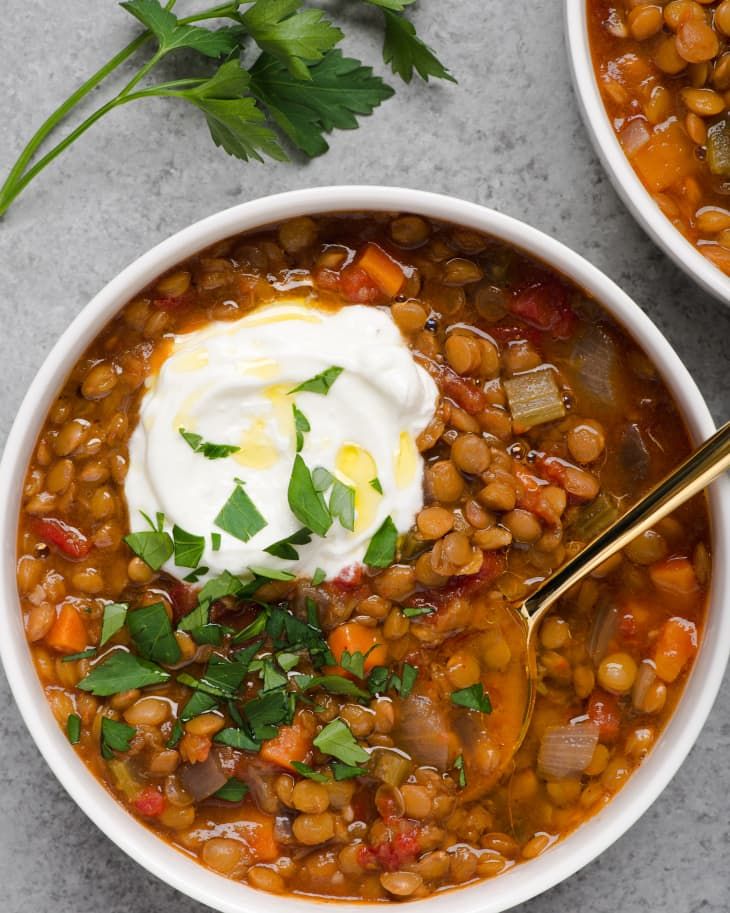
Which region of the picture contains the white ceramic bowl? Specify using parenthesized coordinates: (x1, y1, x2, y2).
(565, 0, 730, 304)
(1, 187, 728, 913)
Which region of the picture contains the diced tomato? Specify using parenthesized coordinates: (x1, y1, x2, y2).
(30, 517, 91, 560)
(441, 368, 487, 415)
(414, 550, 506, 613)
(331, 563, 364, 590)
(152, 294, 190, 311)
(359, 827, 422, 872)
(586, 689, 621, 742)
(339, 265, 384, 304)
(133, 786, 166, 817)
(488, 323, 542, 346)
(313, 266, 341, 292)
(514, 466, 561, 526)
(167, 580, 198, 622)
(510, 280, 576, 339)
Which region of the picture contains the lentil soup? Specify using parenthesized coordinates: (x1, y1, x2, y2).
(588, 0, 730, 276)
(17, 212, 710, 901)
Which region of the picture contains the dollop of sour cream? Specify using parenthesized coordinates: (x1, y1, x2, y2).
(125, 301, 438, 582)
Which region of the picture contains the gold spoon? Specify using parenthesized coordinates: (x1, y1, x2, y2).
(512, 419, 730, 757)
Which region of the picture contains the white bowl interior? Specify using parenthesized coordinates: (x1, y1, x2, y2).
(1, 186, 728, 913)
(564, 0, 730, 304)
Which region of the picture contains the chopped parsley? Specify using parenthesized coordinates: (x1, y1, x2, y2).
(369, 477, 383, 494)
(363, 515, 398, 567)
(329, 478, 355, 531)
(311, 567, 326, 586)
(214, 727, 260, 751)
(291, 761, 329, 782)
(292, 404, 310, 452)
(123, 516, 173, 571)
(288, 455, 332, 537)
(264, 527, 312, 560)
(99, 602, 128, 646)
(313, 718, 369, 766)
(451, 683, 492, 714)
(127, 603, 181, 665)
(100, 717, 135, 759)
(179, 427, 240, 460)
(332, 762, 366, 780)
(172, 525, 206, 568)
(61, 648, 97, 663)
(289, 365, 343, 395)
(211, 532, 222, 551)
(213, 778, 249, 802)
(78, 651, 170, 696)
(312, 466, 334, 492)
(454, 753, 467, 788)
(66, 713, 81, 744)
(402, 604, 436, 618)
(215, 480, 267, 542)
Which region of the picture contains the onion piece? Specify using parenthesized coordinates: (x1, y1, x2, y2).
(632, 659, 657, 712)
(393, 695, 452, 770)
(588, 598, 619, 664)
(538, 722, 599, 780)
(178, 751, 227, 801)
(619, 119, 651, 158)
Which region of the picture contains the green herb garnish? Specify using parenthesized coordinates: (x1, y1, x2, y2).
(294, 673, 370, 699)
(78, 651, 170, 696)
(214, 727, 260, 751)
(402, 605, 436, 618)
(363, 515, 398, 567)
(454, 753, 467, 788)
(332, 762, 366, 780)
(124, 511, 173, 570)
(61, 648, 97, 663)
(211, 532, 222, 551)
(244, 689, 293, 740)
(289, 365, 343, 395)
(292, 404, 310, 452)
(213, 778, 250, 802)
(451, 683, 492, 714)
(173, 525, 206, 568)
(264, 527, 312, 560)
(247, 565, 296, 582)
(369, 477, 383, 494)
(313, 718, 369, 766)
(311, 567, 326, 586)
(66, 713, 81, 745)
(127, 603, 182, 665)
(288, 455, 332, 537)
(100, 717, 136, 759)
(179, 427, 240, 460)
(215, 480, 267, 542)
(291, 761, 329, 782)
(99, 602, 128, 646)
(183, 565, 210, 584)
(329, 479, 355, 531)
(312, 467, 334, 492)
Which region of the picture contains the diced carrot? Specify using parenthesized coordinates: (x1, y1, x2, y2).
(654, 617, 697, 683)
(327, 622, 388, 675)
(238, 804, 279, 862)
(179, 732, 211, 764)
(357, 243, 405, 297)
(632, 121, 696, 193)
(649, 557, 699, 596)
(45, 604, 88, 655)
(260, 722, 312, 772)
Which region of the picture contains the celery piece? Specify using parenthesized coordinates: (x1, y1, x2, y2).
(504, 367, 565, 432)
(569, 492, 619, 542)
(708, 118, 730, 177)
(369, 748, 412, 786)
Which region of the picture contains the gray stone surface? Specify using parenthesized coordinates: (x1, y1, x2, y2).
(0, 1, 728, 911)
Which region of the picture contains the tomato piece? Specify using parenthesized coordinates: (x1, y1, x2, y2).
(331, 563, 364, 590)
(339, 265, 384, 304)
(167, 580, 198, 622)
(586, 689, 621, 742)
(133, 786, 166, 817)
(152, 293, 190, 311)
(30, 517, 91, 559)
(511, 281, 576, 339)
(441, 369, 487, 415)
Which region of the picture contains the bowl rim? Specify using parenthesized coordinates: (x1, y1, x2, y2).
(564, 0, 730, 305)
(1, 185, 728, 913)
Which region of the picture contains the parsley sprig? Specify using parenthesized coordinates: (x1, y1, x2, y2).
(0, 0, 454, 217)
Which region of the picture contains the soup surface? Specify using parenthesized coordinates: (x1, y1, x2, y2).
(588, 0, 730, 276)
(17, 212, 710, 901)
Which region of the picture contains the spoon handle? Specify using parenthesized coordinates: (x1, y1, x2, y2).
(522, 421, 730, 621)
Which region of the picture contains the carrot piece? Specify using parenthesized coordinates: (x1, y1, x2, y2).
(357, 243, 405, 297)
(327, 622, 388, 675)
(260, 722, 312, 772)
(654, 617, 697, 683)
(238, 805, 279, 862)
(649, 557, 699, 596)
(586, 689, 621, 742)
(45, 604, 88, 655)
(632, 121, 696, 192)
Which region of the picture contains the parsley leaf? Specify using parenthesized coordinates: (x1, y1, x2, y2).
(369, 477, 383, 494)
(251, 50, 394, 157)
(364, 0, 417, 9)
(288, 455, 332, 537)
(403, 605, 435, 618)
(127, 603, 181, 665)
(182, 654, 248, 698)
(381, 10, 455, 83)
(78, 651, 170, 696)
(294, 673, 369, 699)
(264, 527, 312, 560)
(173, 525, 206, 569)
(261, 656, 289, 692)
(177, 600, 210, 633)
(312, 567, 326, 586)
(179, 691, 219, 722)
(454, 753, 467, 788)
(183, 61, 287, 164)
(332, 762, 366, 780)
(61, 648, 97, 663)
(214, 727, 260, 751)
(292, 403, 311, 452)
(199, 571, 245, 604)
(183, 566, 209, 584)
(312, 467, 334, 492)
(100, 717, 136, 759)
(451, 683, 492, 714)
(179, 427, 240, 460)
(289, 365, 343, 395)
(244, 689, 292, 740)
(291, 761, 329, 782)
(121, 0, 241, 58)
(99, 602, 128, 646)
(363, 515, 398, 567)
(123, 527, 173, 571)
(241, 0, 343, 81)
(213, 778, 250, 802)
(314, 718, 369, 766)
(215, 480, 267, 542)
(211, 532, 222, 551)
(329, 479, 355, 532)
(66, 713, 81, 745)
(247, 565, 296, 582)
